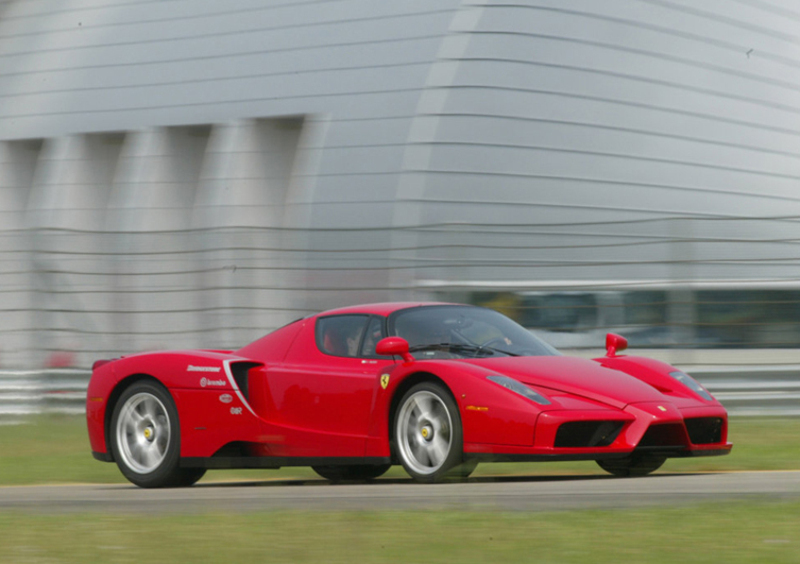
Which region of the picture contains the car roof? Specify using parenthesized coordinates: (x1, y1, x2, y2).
(316, 302, 460, 317)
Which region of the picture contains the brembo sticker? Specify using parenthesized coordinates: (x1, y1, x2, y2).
(219, 394, 233, 404)
(200, 377, 226, 387)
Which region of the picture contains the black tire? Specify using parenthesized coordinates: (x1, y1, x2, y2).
(312, 464, 392, 482)
(110, 380, 205, 488)
(596, 455, 666, 477)
(393, 382, 464, 483)
(447, 459, 478, 480)
(173, 467, 208, 487)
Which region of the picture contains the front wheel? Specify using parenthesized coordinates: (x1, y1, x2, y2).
(449, 459, 478, 480)
(596, 455, 666, 477)
(110, 380, 205, 488)
(393, 382, 464, 483)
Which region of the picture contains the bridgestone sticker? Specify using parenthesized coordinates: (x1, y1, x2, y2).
(187, 365, 221, 373)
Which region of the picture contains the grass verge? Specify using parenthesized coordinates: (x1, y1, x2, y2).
(0, 415, 798, 486)
(0, 501, 798, 563)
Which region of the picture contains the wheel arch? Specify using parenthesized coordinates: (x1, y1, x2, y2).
(103, 373, 166, 461)
(387, 371, 459, 462)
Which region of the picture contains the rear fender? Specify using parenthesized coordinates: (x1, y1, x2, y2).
(86, 351, 262, 457)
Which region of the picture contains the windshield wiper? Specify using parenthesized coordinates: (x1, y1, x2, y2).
(475, 344, 519, 357)
(408, 343, 518, 357)
(408, 343, 465, 353)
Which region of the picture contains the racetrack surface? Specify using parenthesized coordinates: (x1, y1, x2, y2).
(1, 471, 798, 513)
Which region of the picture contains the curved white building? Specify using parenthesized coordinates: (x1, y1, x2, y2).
(2, 0, 800, 366)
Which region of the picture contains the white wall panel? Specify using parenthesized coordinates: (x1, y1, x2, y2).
(0, 140, 40, 367)
(396, 0, 800, 289)
(2, 0, 800, 364)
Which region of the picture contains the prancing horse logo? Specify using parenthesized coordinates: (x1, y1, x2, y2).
(380, 374, 390, 389)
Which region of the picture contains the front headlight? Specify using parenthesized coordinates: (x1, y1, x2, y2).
(487, 375, 551, 405)
(669, 371, 714, 401)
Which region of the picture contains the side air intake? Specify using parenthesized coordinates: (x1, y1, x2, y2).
(229, 362, 260, 401)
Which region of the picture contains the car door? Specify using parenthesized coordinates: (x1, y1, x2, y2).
(264, 314, 393, 457)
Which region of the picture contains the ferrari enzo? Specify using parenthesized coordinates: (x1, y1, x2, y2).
(87, 302, 731, 487)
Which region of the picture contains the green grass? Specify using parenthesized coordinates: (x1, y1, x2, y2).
(0, 501, 798, 563)
(2, 417, 799, 563)
(1, 415, 799, 486)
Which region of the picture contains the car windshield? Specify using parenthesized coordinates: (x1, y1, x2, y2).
(388, 305, 560, 359)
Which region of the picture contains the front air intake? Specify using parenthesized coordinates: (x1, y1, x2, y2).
(638, 423, 687, 447)
(554, 421, 625, 448)
(685, 417, 723, 444)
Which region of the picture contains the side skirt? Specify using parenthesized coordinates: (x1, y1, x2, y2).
(180, 456, 392, 469)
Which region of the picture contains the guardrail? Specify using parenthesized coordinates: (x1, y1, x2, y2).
(687, 366, 800, 417)
(0, 369, 90, 424)
(1, 366, 798, 424)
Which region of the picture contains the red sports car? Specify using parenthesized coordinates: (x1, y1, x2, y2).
(87, 302, 731, 487)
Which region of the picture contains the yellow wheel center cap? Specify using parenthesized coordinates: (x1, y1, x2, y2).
(143, 428, 153, 440)
(421, 428, 428, 438)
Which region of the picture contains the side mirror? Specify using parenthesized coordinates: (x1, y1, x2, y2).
(376, 337, 414, 363)
(605, 333, 628, 358)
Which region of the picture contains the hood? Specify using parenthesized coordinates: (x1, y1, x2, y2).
(462, 356, 665, 409)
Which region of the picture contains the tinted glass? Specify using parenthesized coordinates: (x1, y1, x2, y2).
(360, 317, 385, 357)
(317, 315, 369, 357)
(389, 306, 559, 359)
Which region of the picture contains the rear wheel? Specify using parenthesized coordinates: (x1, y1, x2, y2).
(312, 464, 391, 482)
(597, 455, 666, 477)
(110, 381, 205, 488)
(393, 382, 464, 483)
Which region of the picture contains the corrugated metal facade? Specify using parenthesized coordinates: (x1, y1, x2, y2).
(1, 0, 800, 367)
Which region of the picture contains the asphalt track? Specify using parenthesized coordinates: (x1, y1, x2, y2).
(0, 471, 798, 513)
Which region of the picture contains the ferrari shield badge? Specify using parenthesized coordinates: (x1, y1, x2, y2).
(380, 374, 390, 389)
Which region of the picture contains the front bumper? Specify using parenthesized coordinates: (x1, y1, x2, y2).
(464, 401, 731, 460)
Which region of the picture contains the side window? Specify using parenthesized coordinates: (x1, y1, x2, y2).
(316, 315, 369, 358)
(360, 317, 386, 357)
